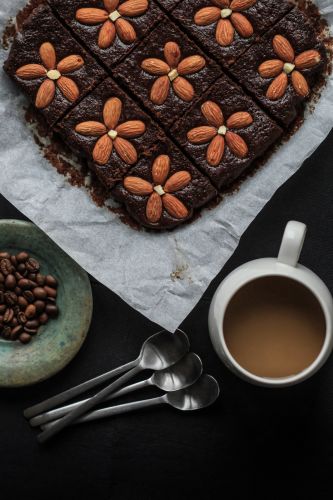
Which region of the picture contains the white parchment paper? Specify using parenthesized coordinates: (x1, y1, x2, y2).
(0, 0, 332, 332)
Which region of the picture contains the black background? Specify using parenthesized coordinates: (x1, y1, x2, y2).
(1, 130, 333, 499)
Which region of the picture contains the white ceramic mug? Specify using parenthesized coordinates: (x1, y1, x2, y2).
(208, 221, 333, 387)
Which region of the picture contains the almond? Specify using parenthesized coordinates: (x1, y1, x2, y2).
(57, 55, 84, 74)
(103, 97, 122, 130)
(225, 131, 248, 158)
(141, 58, 170, 75)
(164, 171, 191, 193)
(118, 0, 148, 16)
(16, 64, 46, 79)
(226, 111, 253, 129)
(162, 194, 189, 219)
(266, 72, 288, 100)
(273, 35, 295, 63)
(124, 176, 153, 195)
(207, 135, 225, 166)
(172, 76, 194, 102)
(98, 20, 116, 49)
(75, 8, 108, 25)
(216, 19, 234, 47)
(146, 192, 162, 223)
(187, 126, 217, 144)
(35, 79, 55, 109)
(295, 50, 321, 70)
(231, 13, 253, 38)
(39, 42, 56, 70)
(152, 155, 170, 185)
(57, 76, 79, 102)
(201, 101, 224, 128)
(75, 121, 107, 136)
(164, 42, 181, 68)
(114, 137, 138, 164)
(104, 0, 119, 12)
(177, 55, 206, 75)
(116, 120, 146, 138)
(291, 70, 309, 97)
(230, 0, 256, 11)
(93, 134, 113, 165)
(194, 7, 221, 26)
(258, 59, 284, 78)
(115, 18, 136, 43)
(150, 76, 170, 105)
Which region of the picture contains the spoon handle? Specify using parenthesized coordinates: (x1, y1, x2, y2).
(24, 359, 138, 419)
(41, 396, 166, 430)
(37, 365, 142, 444)
(29, 379, 150, 427)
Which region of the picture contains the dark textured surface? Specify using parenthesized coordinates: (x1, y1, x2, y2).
(173, 0, 293, 66)
(231, 8, 327, 127)
(1, 129, 333, 499)
(112, 145, 217, 229)
(173, 74, 283, 189)
(155, 0, 183, 11)
(57, 78, 171, 188)
(3, 4, 106, 127)
(48, 0, 165, 69)
(113, 19, 222, 128)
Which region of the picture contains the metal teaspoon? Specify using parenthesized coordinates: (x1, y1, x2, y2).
(30, 352, 203, 427)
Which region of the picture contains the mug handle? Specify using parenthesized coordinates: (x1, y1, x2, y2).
(277, 221, 307, 267)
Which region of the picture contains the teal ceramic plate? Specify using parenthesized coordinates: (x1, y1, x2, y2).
(0, 220, 93, 387)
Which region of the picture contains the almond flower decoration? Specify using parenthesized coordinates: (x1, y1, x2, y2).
(15, 42, 83, 109)
(75, 0, 148, 49)
(194, 0, 256, 47)
(75, 97, 146, 165)
(124, 155, 191, 222)
(141, 41, 206, 104)
(259, 35, 321, 100)
(187, 101, 253, 166)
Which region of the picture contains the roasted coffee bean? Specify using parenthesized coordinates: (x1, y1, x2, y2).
(45, 286, 57, 299)
(10, 317, 18, 328)
(10, 255, 17, 267)
(10, 325, 23, 340)
(0, 291, 4, 304)
(28, 273, 37, 281)
(18, 278, 32, 290)
(0, 272, 4, 283)
(19, 332, 31, 344)
(34, 300, 45, 314)
(22, 290, 34, 303)
(39, 313, 49, 325)
(2, 326, 11, 339)
(45, 304, 58, 318)
(18, 296, 28, 309)
(5, 274, 16, 290)
(15, 272, 24, 281)
(18, 312, 27, 325)
(33, 287, 47, 300)
(36, 274, 46, 286)
(45, 275, 58, 288)
(16, 252, 29, 263)
(46, 297, 56, 303)
(3, 308, 14, 324)
(0, 258, 12, 276)
(26, 258, 40, 273)
(0, 252, 10, 259)
(0, 304, 6, 313)
(26, 320, 39, 330)
(5, 291, 17, 306)
(24, 327, 38, 335)
(13, 305, 20, 315)
(17, 263, 27, 275)
(0, 283, 4, 291)
(14, 287, 21, 296)
(25, 304, 36, 319)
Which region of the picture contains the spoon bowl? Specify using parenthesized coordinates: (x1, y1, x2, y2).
(166, 374, 220, 411)
(139, 329, 190, 370)
(152, 352, 203, 391)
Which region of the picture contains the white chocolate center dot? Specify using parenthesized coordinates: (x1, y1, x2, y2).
(154, 185, 165, 195)
(221, 8, 232, 19)
(168, 69, 179, 82)
(283, 63, 295, 74)
(109, 10, 121, 22)
(108, 129, 118, 139)
(218, 125, 227, 136)
(47, 69, 61, 80)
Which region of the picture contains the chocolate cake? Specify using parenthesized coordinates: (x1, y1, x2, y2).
(3, 0, 329, 230)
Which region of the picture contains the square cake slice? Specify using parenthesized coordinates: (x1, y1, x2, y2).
(113, 19, 222, 128)
(172, 0, 293, 67)
(111, 145, 217, 229)
(48, 0, 164, 69)
(57, 78, 194, 190)
(230, 8, 327, 127)
(3, 4, 106, 127)
(172, 74, 283, 190)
